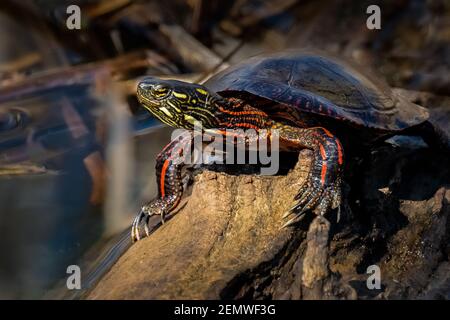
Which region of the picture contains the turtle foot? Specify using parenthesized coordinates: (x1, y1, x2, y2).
(131, 198, 172, 242)
(282, 175, 342, 228)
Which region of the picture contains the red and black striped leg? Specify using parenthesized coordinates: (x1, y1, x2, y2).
(278, 126, 344, 227)
(131, 132, 194, 242)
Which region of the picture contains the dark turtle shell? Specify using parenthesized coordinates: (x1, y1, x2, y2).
(204, 52, 429, 131)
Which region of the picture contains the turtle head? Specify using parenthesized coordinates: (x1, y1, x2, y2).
(137, 77, 222, 129)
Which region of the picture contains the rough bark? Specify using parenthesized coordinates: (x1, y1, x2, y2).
(87, 138, 450, 300)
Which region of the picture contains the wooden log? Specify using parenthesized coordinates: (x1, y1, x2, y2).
(84, 88, 450, 300)
(86, 123, 450, 300)
(87, 150, 358, 299)
(88, 150, 313, 299)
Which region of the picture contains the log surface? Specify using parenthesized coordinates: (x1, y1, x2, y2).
(88, 142, 450, 299)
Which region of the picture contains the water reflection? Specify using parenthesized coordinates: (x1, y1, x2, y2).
(0, 69, 108, 298)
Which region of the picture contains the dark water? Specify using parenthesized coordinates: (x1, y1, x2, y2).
(0, 78, 173, 298)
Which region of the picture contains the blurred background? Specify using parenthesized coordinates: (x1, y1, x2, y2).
(0, 0, 448, 299)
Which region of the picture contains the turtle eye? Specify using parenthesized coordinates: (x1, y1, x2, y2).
(151, 84, 170, 99)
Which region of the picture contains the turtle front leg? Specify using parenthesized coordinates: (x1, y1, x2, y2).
(131, 132, 194, 242)
(276, 125, 344, 227)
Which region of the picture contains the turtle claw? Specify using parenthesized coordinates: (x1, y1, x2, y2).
(282, 210, 291, 219)
(299, 193, 321, 214)
(144, 214, 151, 237)
(283, 204, 300, 218)
(131, 209, 144, 242)
(294, 182, 309, 200)
(281, 216, 297, 229)
(294, 180, 321, 210)
(131, 198, 171, 243)
(131, 206, 153, 242)
(281, 212, 306, 229)
(282, 199, 309, 222)
(281, 175, 342, 228)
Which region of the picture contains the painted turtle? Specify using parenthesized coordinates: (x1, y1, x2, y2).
(132, 51, 445, 242)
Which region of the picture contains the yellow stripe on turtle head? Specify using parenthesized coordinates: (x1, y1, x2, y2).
(159, 107, 173, 118)
(195, 88, 208, 96)
(173, 91, 187, 99)
(166, 100, 181, 113)
(184, 114, 197, 124)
